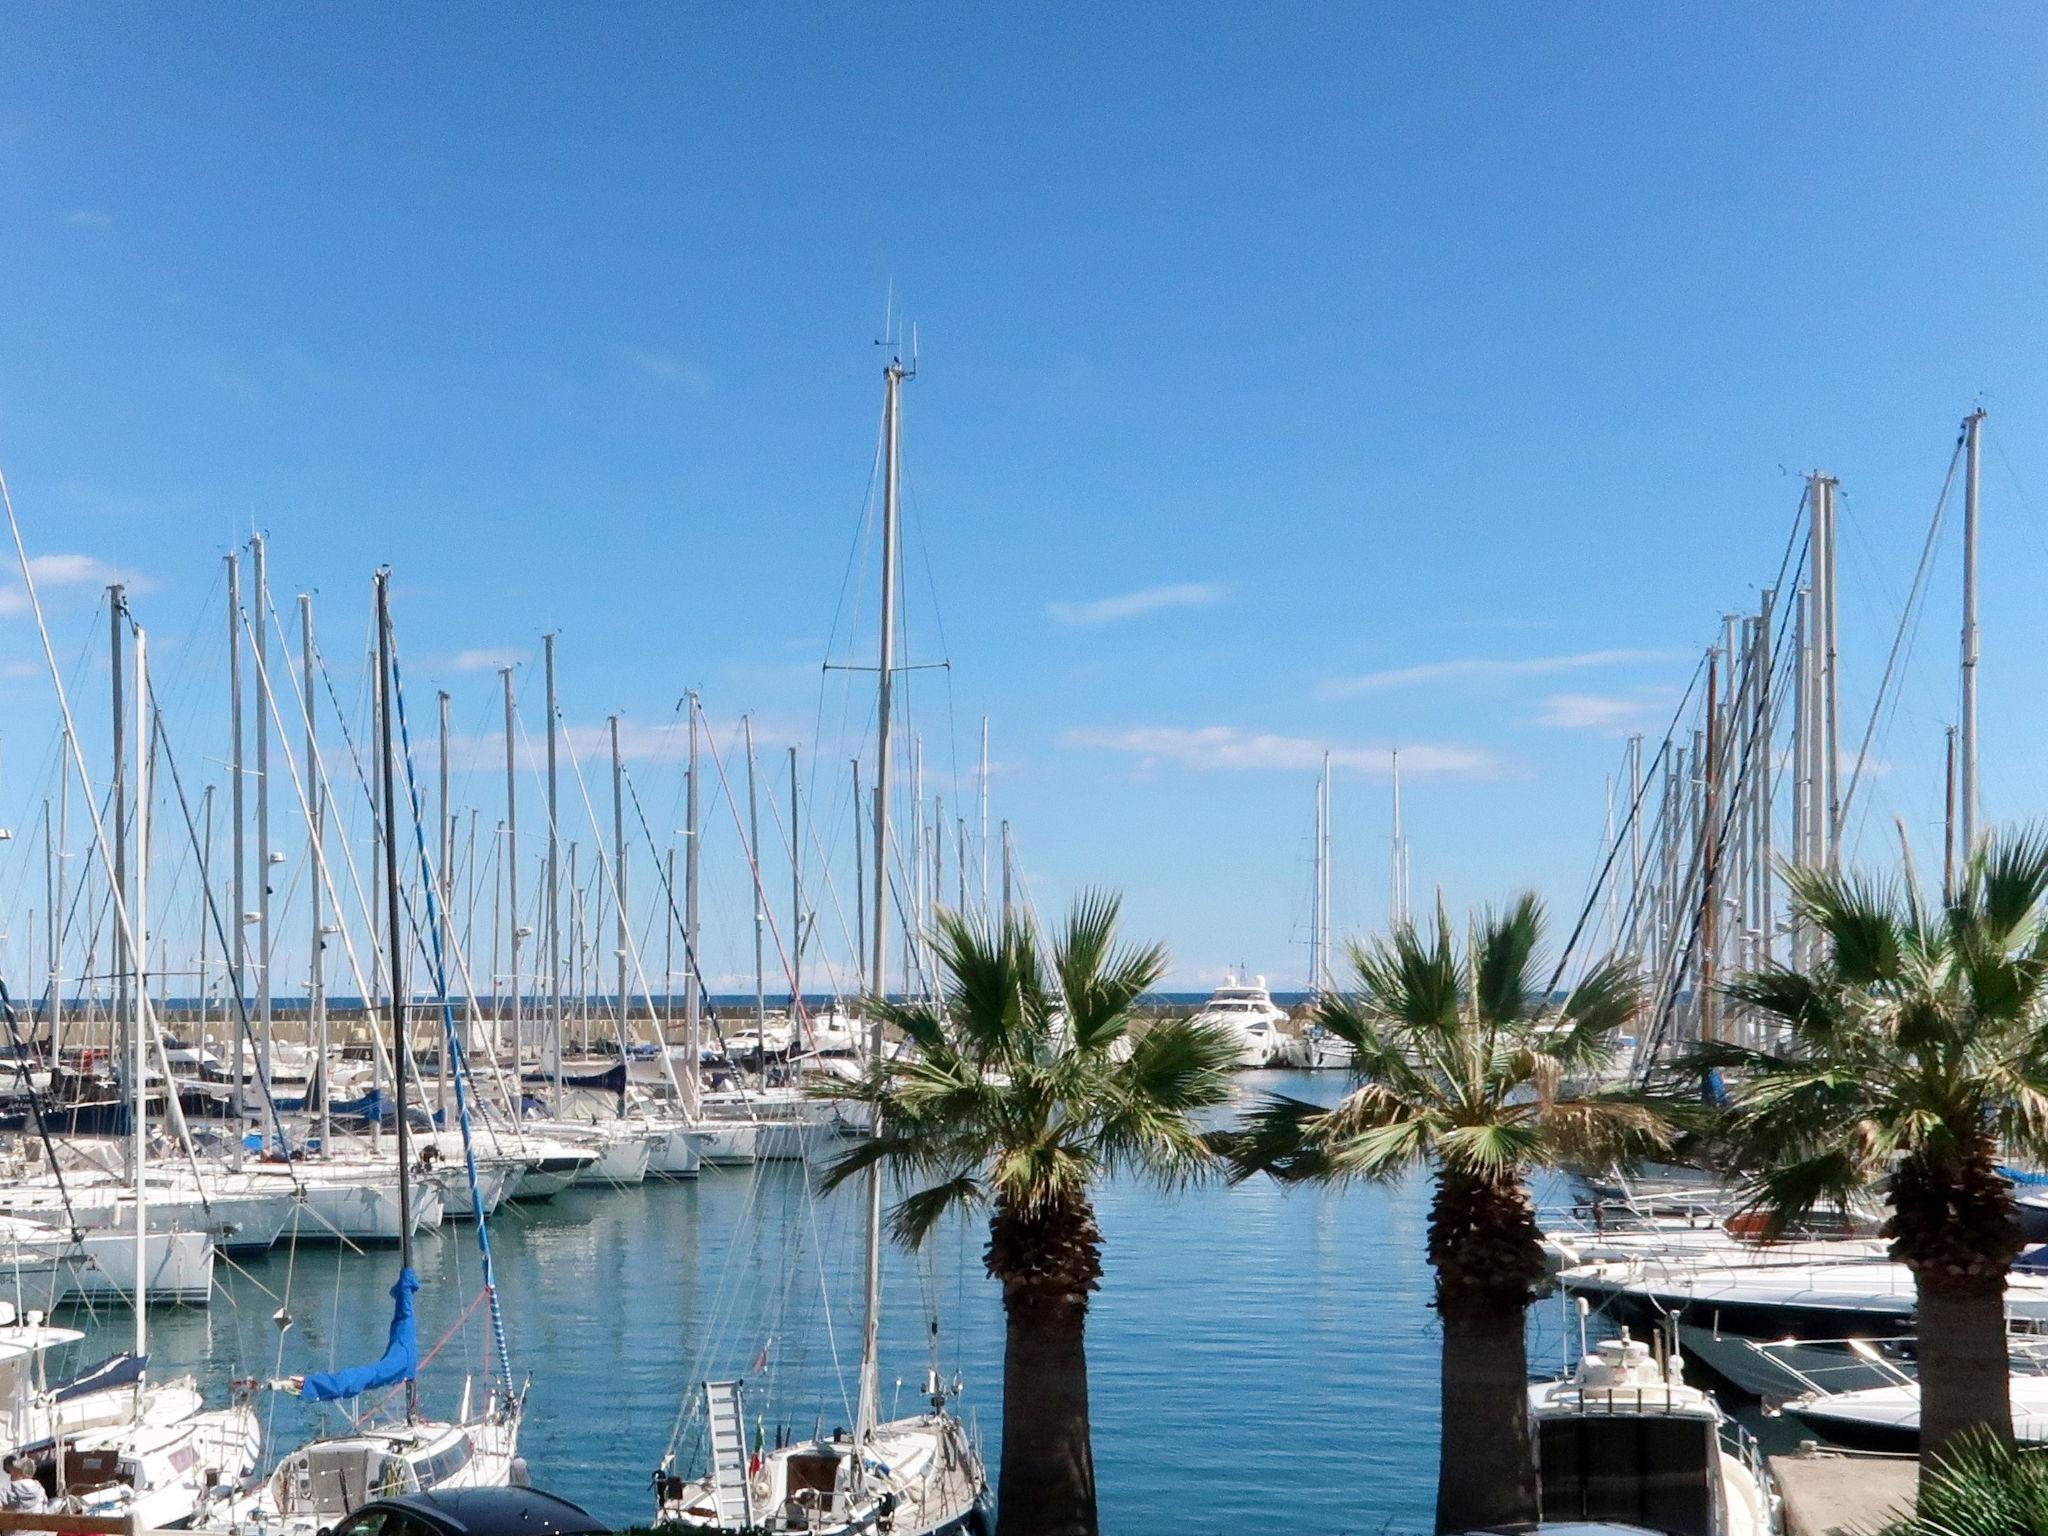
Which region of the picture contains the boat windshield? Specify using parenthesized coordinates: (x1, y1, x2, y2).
(1536, 1414, 1718, 1536)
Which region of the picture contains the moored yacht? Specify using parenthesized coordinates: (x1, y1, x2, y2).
(1190, 974, 1289, 1069)
(1530, 1327, 1780, 1536)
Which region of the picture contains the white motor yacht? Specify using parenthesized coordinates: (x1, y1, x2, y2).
(1530, 1329, 1780, 1536)
(1190, 974, 1290, 1069)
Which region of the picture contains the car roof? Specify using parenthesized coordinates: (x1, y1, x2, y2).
(372, 1487, 608, 1536)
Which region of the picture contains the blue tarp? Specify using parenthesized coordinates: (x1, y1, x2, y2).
(301, 1268, 420, 1403)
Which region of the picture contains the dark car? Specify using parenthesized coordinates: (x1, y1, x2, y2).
(324, 1488, 609, 1536)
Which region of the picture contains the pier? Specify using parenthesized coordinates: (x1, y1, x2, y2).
(1770, 1448, 1916, 1536)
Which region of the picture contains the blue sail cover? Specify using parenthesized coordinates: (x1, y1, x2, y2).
(301, 1268, 420, 1402)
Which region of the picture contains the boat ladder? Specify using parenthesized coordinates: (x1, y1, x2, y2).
(703, 1378, 754, 1528)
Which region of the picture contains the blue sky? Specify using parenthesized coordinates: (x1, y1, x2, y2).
(1, 5, 2045, 992)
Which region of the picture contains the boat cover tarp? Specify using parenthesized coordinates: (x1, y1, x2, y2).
(522, 1063, 627, 1096)
(300, 1268, 419, 1403)
(329, 1087, 387, 1124)
(52, 1351, 145, 1403)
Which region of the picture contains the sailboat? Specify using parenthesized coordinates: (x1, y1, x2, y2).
(211, 572, 525, 1536)
(8, 612, 261, 1529)
(654, 346, 990, 1535)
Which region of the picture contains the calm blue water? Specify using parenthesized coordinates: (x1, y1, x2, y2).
(49, 1071, 1510, 1534)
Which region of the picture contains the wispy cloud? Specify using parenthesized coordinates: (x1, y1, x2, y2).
(1047, 582, 1228, 628)
(451, 647, 527, 673)
(612, 346, 712, 393)
(1535, 687, 1689, 734)
(1319, 648, 1675, 699)
(0, 553, 152, 615)
(1059, 725, 1498, 779)
(65, 210, 112, 229)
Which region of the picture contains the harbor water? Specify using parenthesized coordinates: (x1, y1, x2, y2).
(44, 1071, 1457, 1533)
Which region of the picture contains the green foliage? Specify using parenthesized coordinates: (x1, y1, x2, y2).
(1692, 830, 2048, 1234)
(813, 891, 1238, 1245)
(1227, 893, 1667, 1186)
(1882, 1428, 2048, 1536)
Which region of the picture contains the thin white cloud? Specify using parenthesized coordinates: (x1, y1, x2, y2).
(1319, 648, 1675, 698)
(1534, 691, 1673, 734)
(612, 347, 712, 394)
(65, 210, 112, 229)
(1047, 582, 1228, 628)
(0, 553, 152, 615)
(1059, 725, 1498, 779)
(452, 647, 527, 673)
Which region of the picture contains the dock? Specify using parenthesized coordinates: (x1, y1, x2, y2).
(1770, 1447, 1916, 1536)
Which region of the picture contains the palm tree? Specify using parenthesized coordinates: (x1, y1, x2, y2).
(1695, 831, 2048, 1463)
(816, 892, 1238, 1536)
(1879, 1427, 2048, 1536)
(1227, 893, 1666, 1536)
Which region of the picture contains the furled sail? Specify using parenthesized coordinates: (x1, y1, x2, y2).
(300, 1268, 419, 1403)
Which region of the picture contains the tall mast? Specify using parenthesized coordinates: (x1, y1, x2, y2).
(789, 746, 801, 1010)
(1819, 476, 1841, 868)
(227, 555, 246, 1125)
(109, 584, 127, 1105)
(303, 594, 329, 1155)
(1001, 820, 1013, 922)
(373, 571, 416, 1423)
(684, 694, 702, 1119)
(132, 622, 149, 1354)
(545, 633, 562, 1118)
(1961, 408, 1985, 859)
(1699, 651, 1720, 1045)
(855, 348, 907, 1459)
(252, 534, 272, 1098)
(1322, 757, 1332, 989)
(613, 716, 628, 1058)
(978, 717, 990, 918)
(53, 728, 68, 1060)
(502, 666, 520, 1077)
(744, 716, 765, 1032)
(439, 690, 453, 1120)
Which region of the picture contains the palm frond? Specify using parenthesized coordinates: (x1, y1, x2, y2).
(1473, 891, 1544, 1026)
(887, 1174, 987, 1247)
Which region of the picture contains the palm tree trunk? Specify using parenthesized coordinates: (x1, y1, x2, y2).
(988, 1194, 1105, 1536)
(1428, 1168, 1546, 1535)
(997, 1286, 1096, 1536)
(1913, 1270, 2013, 1462)
(1892, 1139, 2021, 1467)
(1434, 1298, 1537, 1535)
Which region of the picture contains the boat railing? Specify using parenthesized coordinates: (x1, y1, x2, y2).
(1747, 1335, 1918, 1398)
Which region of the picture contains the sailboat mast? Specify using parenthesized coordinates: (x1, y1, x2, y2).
(685, 694, 702, 1118)
(545, 633, 563, 1117)
(374, 571, 417, 1421)
(502, 666, 520, 1081)
(304, 594, 329, 1155)
(744, 716, 764, 1032)
(855, 351, 906, 1458)
(789, 745, 801, 1010)
(440, 691, 453, 1121)
(110, 585, 127, 1092)
(252, 533, 273, 1100)
(978, 717, 990, 918)
(1961, 407, 1985, 858)
(132, 622, 149, 1355)
(228, 555, 246, 1126)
